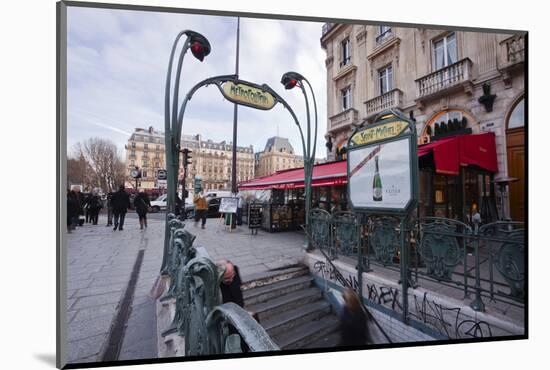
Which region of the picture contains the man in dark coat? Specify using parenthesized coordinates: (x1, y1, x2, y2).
(218, 260, 244, 307)
(67, 189, 80, 232)
(218, 260, 251, 352)
(105, 192, 114, 227)
(111, 184, 131, 231)
(339, 288, 369, 347)
(134, 192, 151, 230)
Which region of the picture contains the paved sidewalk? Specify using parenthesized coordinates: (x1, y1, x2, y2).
(187, 218, 306, 278)
(65, 215, 163, 364)
(65, 214, 306, 364)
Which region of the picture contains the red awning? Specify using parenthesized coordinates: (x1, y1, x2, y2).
(239, 161, 348, 190)
(240, 133, 498, 190)
(418, 132, 498, 175)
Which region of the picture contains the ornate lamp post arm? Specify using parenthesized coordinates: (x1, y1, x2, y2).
(161, 30, 211, 275)
(303, 77, 318, 162)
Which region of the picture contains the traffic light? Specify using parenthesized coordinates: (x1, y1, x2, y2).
(182, 149, 192, 167)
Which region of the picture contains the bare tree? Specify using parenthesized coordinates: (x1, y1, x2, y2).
(70, 138, 126, 192)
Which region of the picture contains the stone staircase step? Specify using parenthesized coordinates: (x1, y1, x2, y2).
(262, 300, 332, 338)
(304, 331, 341, 349)
(246, 287, 321, 321)
(243, 275, 313, 306)
(273, 315, 340, 350)
(241, 265, 309, 291)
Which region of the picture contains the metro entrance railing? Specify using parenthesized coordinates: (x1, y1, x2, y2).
(309, 208, 525, 313)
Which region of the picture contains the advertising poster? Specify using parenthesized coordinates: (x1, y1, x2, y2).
(349, 137, 412, 210)
(219, 197, 239, 213)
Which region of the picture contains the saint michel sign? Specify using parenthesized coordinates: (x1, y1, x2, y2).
(347, 110, 419, 215)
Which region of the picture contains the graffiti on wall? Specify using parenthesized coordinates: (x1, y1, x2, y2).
(312, 259, 493, 339)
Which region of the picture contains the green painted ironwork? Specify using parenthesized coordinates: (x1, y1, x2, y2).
(160, 223, 279, 354)
(416, 217, 471, 282)
(479, 221, 525, 301)
(368, 216, 400, 265)
(332, 211, 360, 257)
(309, 208, 333, 258)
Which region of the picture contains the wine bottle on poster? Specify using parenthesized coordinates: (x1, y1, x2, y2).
(373, 155, 383, 201)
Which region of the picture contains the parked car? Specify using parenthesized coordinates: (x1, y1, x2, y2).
(206, 197, 222, 218)
(150, 194, 194, 218)
(150, 194, 167, 212)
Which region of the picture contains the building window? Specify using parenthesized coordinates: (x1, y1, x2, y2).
(433, 33, 457, 70)
(131, 150, 136, 157)
(156, 145, 160, 151)
(142, 170, 147, 178)
(155, 162, 159, 168)
(144, 143, 148, 150)
(131, 142, 136, 148)
(156, 138, 161, 143)
(378, 65, 393, 95)
(508, 98, 525, 130)
(376, 26, 392, 44)
(341, 87, 352, 111)
(149, 136, 154, 143)
(341, 38, 351, 66)
(131, 160, 135, 166)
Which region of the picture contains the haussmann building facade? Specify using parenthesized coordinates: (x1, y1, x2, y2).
(319, 23, 525, 223)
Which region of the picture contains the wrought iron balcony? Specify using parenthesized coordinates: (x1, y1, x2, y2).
(375, 29, 393, 45)
(365, 88, 403, 118)
(322, 23, 335, 36)
(498, 34, 525, 87)
(503, 34, 525, 65)
(415, 58, 473, 101)
(328, 108, 359, 133)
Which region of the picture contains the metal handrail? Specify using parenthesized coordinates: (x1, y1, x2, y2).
(207, 303, 279, 353)
(159, 213, 278, 355)
(305, 220, 393, 344)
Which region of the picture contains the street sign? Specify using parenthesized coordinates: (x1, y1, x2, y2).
(347, 109, 419, 215)
(157, 179, 167, 189)
(130, 169, 141, 178)
(193, 176, 202, 194)
(157, 169, 167, 180)
(219, 197, 238, 214)
(220, 81, 277, 110)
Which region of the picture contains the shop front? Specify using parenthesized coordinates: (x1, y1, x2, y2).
(239, 161, 348, 232)
(417, 132, 499, 223)
(240, 131, 499, 232)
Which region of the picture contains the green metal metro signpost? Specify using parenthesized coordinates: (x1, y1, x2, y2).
(160, 29, 318, 273)
(347, 108, 419, 323)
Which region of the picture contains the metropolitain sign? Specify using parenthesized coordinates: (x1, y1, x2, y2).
(221, 81, 276, 110)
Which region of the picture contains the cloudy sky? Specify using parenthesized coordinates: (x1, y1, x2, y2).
(67, 6, 328, 159)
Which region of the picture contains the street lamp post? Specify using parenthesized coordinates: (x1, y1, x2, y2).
(161, 30, 211, 274)
(280, 72, 318, 250)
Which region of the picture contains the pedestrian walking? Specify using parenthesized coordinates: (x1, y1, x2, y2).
(105, 192, 114, 226)
(134, 191, 151, 230)
(338, 288, 370, 347)
(111, 185, 131, 231)
(67, 189, 80, 233)
(84, 192, 92, 223)
(236, 193, 243, 226)
(193, 189, 208, 229)
(88, 189, 103, 225)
